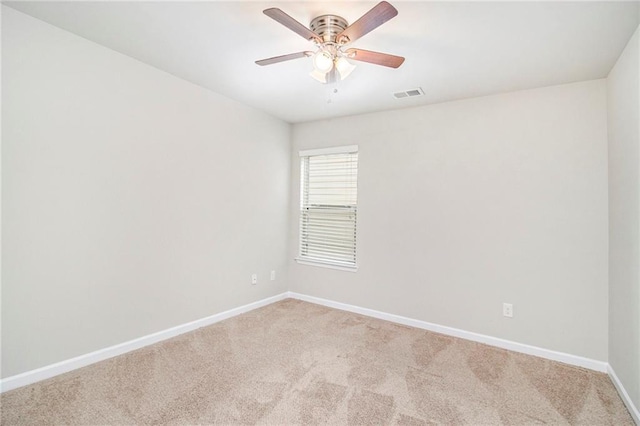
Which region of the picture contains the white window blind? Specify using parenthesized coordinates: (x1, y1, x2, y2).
(298, 145, 358, 270)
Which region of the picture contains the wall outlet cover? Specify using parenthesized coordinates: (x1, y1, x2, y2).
(503, 303, 513, 318)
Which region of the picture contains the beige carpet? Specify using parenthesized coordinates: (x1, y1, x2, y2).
(0, 299, 634, 425)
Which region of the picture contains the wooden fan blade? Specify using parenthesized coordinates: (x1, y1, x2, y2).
(256, 51, 313, 66)
(264, 8, 321, 43)
(336, 1, 398, 44)
(345, 48, 404, 68)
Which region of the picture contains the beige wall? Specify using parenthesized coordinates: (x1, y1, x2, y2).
(289, 80, 609, 361)
(607, 25, 640, 411)
(1, 7, 291, 378)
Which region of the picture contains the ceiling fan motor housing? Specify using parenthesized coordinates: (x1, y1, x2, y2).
(310, 15, 349, 43)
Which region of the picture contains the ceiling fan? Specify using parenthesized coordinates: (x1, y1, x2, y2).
(255, 1, 405, 84)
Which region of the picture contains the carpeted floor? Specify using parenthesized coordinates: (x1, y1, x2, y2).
(0, 299, 634, 425)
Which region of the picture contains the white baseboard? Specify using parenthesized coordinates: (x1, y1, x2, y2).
(2, 290, 622, 406)
(0, 292, 289, 393)
(608, 364, 640, 424)
(287, 292, 608, 373)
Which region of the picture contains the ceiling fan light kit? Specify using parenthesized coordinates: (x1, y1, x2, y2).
(256, 1, 405, 84)
(312, 49, 334, 73)
(335, 56, 356, 80)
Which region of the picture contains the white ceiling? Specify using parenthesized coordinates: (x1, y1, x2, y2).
(5, 1, 639, 123)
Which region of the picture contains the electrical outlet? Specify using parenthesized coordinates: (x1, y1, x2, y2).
(503, 303, 513, 318)
(270, 270, 276, 281)
(251, 274, 257, 285)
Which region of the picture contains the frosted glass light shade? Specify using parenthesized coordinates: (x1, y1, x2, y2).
(309, 69, 328, 83)
(313, 51, 334, 73)
(335, 57, 356, 80)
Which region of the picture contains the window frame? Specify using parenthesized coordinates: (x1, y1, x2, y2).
(296, 145, 359, 272)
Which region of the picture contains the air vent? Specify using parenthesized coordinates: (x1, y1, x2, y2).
(393, 87, 424, 99)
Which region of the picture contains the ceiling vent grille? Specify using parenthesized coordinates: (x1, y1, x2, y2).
(393, 87, 424, 99)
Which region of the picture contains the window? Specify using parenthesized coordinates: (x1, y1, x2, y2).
(297, 145, 358, 271)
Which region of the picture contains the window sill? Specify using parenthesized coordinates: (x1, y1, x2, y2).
(295, 258, 358, 273)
